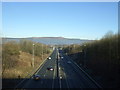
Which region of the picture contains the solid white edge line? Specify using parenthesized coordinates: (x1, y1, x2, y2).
(15, 50, 54, 89)
(35, 59, 47, 74)
(69, 56, 102, 88)
(61, 57, 70, 89)
(35, 50, 54, 74)
(22, 59, 49, 88)
(58, 62, 62, 89)
(52, 50, 57, 89)
(52, 64, 56, 89)
(63, 71, 69, 89)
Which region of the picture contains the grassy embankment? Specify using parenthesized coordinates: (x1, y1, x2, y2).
(63, 33, 120, 88)
(2, 40, 53, 79)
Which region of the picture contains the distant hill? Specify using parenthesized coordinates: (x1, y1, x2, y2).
(2, 37, 94, 45)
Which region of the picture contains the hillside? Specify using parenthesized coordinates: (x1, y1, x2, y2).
(2, 37, 93, 45)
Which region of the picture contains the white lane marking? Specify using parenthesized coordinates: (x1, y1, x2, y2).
(43, 70, 48, 77)
(63, 70, 69, 89)
(67, 56, 102, 88)
(35, 51, 54, 74)
(15, 51, 55, 89)
(60, 56, 69, 89)
(52, 65, 56, 89)
(58, 61, 62, 89)
(40, 70, 48, 85)
(59, 78, 62, 89)
(59, 70, 62, 89)
(22, 79, 31, 88)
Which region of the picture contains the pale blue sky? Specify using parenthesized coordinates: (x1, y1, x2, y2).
(2, 2, 118, 40)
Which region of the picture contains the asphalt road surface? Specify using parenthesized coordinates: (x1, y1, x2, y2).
(15, 48, 101, 89)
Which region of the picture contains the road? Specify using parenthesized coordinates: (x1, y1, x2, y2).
(15, 48, 101, 89)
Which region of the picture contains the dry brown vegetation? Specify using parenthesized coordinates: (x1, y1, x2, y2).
(3, 51, 46, 78)
(2, 40, 52, 78)
(63, 33, 120, 88)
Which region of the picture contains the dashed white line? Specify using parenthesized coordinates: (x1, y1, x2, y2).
(68, 56, 102, 88)
(63, 70, 69, 89)
(61, 60, 70, 89)
(59, 73, 62, 89)
(52, 64, 56, 89)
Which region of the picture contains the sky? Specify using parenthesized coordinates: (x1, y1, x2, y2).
(2, 2, 118, 40)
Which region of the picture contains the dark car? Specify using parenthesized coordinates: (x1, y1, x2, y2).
(67, 61, 71, 64)
(32, 75, 41, 80)
(47, 66, 54, 71)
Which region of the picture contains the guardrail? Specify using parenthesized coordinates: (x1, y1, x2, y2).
(14, 50, 54, 89)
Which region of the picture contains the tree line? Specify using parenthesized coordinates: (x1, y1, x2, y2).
(63, 33, 120, 88)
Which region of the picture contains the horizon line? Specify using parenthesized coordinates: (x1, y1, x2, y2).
(1, 36, 96, 40)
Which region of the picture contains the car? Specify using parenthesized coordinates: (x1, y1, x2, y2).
(32, 75, 41, 80)
(60, 75, 63, 79)
(61, 57, 64, 59)
(67, 61, 71, 64)
(48, 57, 51, 60)
(47, 66, 54, 71)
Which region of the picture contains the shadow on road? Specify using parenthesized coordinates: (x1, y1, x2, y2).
(2, 78, 29, 88)
(64, 51, 120, 88)
(2, 78, 69, 89)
